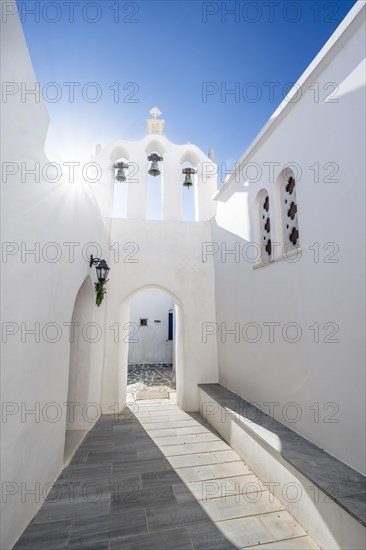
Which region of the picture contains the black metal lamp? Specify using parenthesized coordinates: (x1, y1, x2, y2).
(90, 255, 110, 284)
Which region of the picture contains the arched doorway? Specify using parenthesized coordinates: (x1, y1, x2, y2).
(127, 288, 175, 401)
(63, 275, 94, 463)
(119, 285, 184, 407)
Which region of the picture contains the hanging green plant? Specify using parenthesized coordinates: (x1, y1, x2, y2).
(94, 282, 107, 307)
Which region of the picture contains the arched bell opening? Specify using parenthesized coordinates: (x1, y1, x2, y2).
(112, 155, 130, 218)
(145, 139, 166, 157)
(181, 160, 197, 221)
(146, 151, 163, 220)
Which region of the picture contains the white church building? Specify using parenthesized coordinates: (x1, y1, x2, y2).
(1, 1, 365, 549)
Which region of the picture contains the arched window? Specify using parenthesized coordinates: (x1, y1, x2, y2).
(256, 189, 272, 264)
(280, 169, 300, 251)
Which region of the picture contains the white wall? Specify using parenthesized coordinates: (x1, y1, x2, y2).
(66, 275, 99, 431)
(212, 2, 366, 475)
(0, 5, 109, 548)
(1, 186, 110, 550)
(128, 289, 174, 364)
(0, 0, 49, 166)
(101, 218, 219, 413)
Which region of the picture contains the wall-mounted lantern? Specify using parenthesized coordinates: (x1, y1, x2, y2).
(111, 161, 129, 182)
(90, 255, 110, 306)
(148, 153, 163, 177)
(182, 167, 196, 188)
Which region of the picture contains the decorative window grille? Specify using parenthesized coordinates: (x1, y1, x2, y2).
(280, 171, 300, 251)
(257, 190, 272, 264)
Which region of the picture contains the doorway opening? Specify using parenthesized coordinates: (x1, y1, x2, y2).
(125, 288, 180, 403)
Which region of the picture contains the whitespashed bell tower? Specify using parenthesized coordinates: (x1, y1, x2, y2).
(90, 107, 217, 221)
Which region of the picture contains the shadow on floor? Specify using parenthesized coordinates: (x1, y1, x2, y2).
(14, 407, 236, 550)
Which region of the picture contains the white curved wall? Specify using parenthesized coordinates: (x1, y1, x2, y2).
(0, 6, 109, 548)
(66, 276, 97, 431)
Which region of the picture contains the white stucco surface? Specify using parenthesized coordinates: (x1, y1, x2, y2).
(101, 218, 219, 414)
(1, 7, 109, 547)
(1, 180, 109, 549)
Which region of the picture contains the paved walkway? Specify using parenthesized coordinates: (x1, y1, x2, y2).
(127, 364, 176, 402)
(15, 402, 319, 549)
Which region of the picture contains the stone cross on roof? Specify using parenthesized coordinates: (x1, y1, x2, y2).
(149, 107, 162, 120)
(146, 107, 165, 135)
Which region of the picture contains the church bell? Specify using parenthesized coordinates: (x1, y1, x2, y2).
(182, 167, 196, 188)
(148, 153, 163, 177)
(111, 161, 129, 182)
(148, 161, 161, 177)
(116, 167, 127, 182)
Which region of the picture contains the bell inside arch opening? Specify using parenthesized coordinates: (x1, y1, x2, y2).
(146, 151, 163, 220)
(182, 160, 196, 221)
(112, 156, 129, 218)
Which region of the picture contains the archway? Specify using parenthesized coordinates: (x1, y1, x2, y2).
(119, 285, 184, 406)
(63, 275, 95, 463)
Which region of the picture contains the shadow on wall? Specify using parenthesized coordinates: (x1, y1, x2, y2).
(64, 275, 95, 462)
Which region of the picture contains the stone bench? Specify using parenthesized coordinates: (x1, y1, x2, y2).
(198, 383, 366, 550)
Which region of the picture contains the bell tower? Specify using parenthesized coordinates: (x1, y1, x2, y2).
(91, 108, 217, 221)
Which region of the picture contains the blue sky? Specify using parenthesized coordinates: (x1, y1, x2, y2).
(18, 0, 357, 176)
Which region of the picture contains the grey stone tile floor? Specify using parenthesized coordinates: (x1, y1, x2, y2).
(14, 401, 319, 550)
